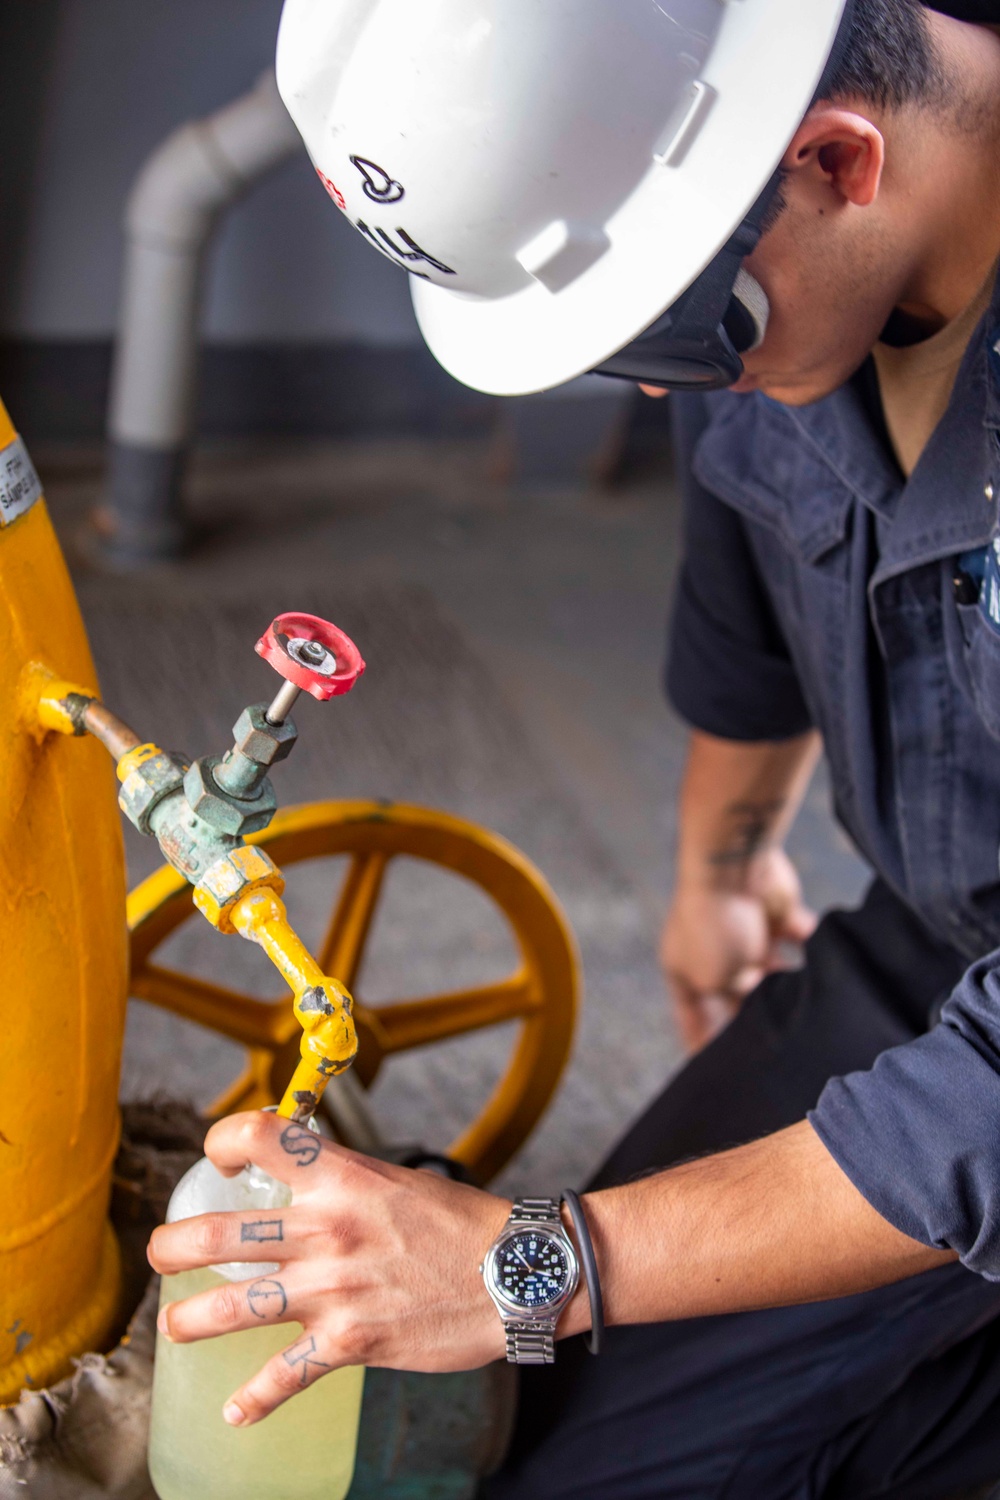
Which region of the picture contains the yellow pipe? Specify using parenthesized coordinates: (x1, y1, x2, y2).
(21, 665, 96, 737)
(1, 399, 126, 1404)
(229, 887, 358, 1121)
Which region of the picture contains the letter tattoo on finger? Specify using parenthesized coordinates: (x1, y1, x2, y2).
(279, 1123, 322, 1168)
(282, 1334, 331, 1386)
(240, 1218, 284, 1243)
(247, 1278, 288, 1320)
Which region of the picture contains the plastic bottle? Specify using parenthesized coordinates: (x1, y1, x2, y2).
(148, 1146, 365, 1500)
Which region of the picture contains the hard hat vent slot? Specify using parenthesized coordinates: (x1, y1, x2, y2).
(654, 79, 717, 168)
(515, 221, 611, 294)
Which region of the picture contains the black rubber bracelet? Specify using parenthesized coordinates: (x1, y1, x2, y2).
(561, 1189, 604, 1355)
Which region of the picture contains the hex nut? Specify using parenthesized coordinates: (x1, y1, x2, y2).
(183, 757, 277, 838)
(193, 845, 284, 933)
(118, 750, 188, 835)
(231, 703, 297, 769)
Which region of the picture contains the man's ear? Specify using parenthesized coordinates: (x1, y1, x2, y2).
(782, 105, 885, 208)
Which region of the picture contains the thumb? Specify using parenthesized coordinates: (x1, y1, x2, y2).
(726, 965, 767, 1002)
(780, 901, 818, 945)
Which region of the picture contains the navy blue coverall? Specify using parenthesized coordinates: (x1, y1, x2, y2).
(485, 269, 1000, 1499)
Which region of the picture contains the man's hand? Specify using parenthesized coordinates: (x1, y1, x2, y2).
(662, 846, 817, 1052)
(662, 729, 822, 1053)
(147, 1112, 527, 1427)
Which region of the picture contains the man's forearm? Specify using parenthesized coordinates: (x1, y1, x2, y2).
(678, 729, 821, 888)
(148, 1114, 958, 1405)
(567, 1122, 955, 1334)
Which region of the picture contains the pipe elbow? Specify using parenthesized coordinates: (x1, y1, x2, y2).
(124, 72, 302, 249)
(125, 122, 232, 247)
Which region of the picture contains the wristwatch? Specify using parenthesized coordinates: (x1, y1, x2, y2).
(480, 1197, 580, 1364)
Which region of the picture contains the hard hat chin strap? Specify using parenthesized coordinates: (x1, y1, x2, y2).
(592, 173, 779, 392)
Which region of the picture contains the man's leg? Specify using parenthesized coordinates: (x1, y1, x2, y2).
(484, 882, 1000, 1500)
(820, 1312, 1000, 1499)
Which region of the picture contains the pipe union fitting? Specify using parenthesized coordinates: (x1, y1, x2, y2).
(118, 748, 190, 835)
(183, 756, 277, 837)
(193, 845, 285, 933)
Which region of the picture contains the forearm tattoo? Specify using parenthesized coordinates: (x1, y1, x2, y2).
(279, 1123, 322, 1168)
(240, 1218, 284, 1243)
(247, 1278, 288, 1319)
(707, 798, 786, 868)
(282, 1334, 331, 1386)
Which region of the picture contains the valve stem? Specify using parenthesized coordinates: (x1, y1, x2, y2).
(265, 638, 335, 724)
(265, 679, 302, 726)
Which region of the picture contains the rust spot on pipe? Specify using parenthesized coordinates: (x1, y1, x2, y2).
(298, 986, 336, 1017)
(290, 1090, 320, 1124)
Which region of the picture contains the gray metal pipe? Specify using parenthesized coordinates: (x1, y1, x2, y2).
(99, 71, 302, 565)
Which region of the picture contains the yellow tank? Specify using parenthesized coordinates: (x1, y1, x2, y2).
(0, 397, 127, 1404)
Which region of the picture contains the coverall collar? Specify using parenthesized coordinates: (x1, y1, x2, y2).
(771, 264, 1000, 584)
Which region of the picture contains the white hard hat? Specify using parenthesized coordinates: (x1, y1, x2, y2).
(276, 0, 848, 396)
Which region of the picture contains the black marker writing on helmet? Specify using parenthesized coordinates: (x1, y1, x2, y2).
(351, 156, 405, 204)
(356, 221, 455, 278)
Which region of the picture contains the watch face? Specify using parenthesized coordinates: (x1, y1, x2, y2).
(494, 1231, 572, 1310)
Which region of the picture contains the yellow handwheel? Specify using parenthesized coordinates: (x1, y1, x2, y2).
(127, 800, 579, 1184)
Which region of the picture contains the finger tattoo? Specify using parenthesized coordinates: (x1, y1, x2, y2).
(247, 1278, 288, 1319)
(283, 1334, 331, 1386)
(240, 1218, 284, 1243)
(279, 1123, 322, 1168)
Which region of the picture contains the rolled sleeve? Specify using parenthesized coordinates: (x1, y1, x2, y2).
(665, 393, 813, 742)
(810, 952, 1000, 1278)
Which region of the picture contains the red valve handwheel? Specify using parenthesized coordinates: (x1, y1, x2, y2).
(255, 612, 366, 700)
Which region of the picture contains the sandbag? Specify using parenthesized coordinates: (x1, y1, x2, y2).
(0, 1286, 159, 1500)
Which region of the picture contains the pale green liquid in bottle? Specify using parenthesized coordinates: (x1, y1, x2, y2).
(148, 1268, 365, 1500)
(148, 1146, 364, 1500)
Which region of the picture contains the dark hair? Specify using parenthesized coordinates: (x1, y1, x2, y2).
(822, 0, 942, 110)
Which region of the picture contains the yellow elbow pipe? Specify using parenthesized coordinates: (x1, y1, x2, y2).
(229, 887, 358, 1122)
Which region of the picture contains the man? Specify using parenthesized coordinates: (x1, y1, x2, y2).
(150, 2, 1000, 1494)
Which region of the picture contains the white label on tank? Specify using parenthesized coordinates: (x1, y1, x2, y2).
(0, 434, 42, 526)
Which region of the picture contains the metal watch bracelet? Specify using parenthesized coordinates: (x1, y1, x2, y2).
(504, 1321, 557, 1364)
